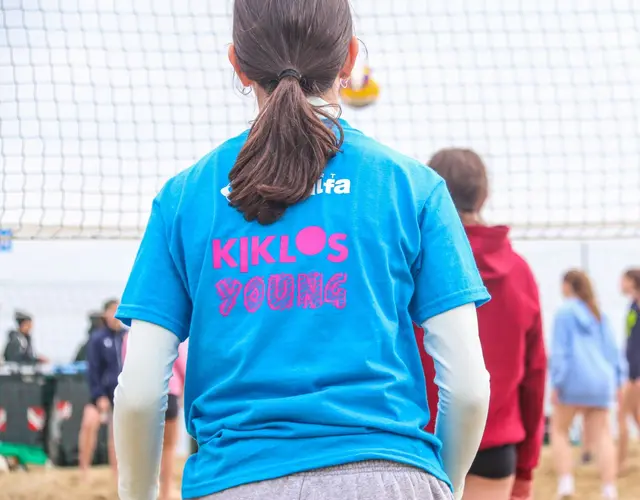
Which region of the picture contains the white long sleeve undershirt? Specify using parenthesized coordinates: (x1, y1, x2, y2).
(422, 303, 490, 499)
(114, 304, 489, 500)
(113, 322, 179, 500)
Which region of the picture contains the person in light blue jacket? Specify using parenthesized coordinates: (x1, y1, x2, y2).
(550, 270, 627, 500)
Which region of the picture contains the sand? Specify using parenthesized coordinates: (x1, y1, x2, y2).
(1, 445, 639, 499)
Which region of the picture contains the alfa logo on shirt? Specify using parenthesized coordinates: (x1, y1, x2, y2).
(220, 173, 351, 201)
(213, 225, 348, 316)
(309, 173, 351, 196)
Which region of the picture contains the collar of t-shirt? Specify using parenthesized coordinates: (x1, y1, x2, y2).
(307, 96, 340, 118)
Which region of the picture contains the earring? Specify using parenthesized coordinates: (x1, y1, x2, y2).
(340, 78, 350, 89)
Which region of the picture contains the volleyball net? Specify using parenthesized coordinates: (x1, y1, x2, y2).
(1, 0, 639, 239)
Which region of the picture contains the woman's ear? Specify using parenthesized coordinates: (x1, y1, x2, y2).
(340, 36, 360, 79)
(228, 44, 252, 87)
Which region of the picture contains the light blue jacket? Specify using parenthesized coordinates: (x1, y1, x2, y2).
(550, 298, 628, 408)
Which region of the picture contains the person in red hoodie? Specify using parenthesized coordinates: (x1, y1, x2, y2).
(417, 148, 547, 500)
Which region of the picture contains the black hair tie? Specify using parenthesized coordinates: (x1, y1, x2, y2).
(277, 69, 302, 82)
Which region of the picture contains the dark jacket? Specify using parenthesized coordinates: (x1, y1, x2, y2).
(74, 342, 89, 363)
(3, 330, 39, 364)
(74, 324, 103, 363)
(86, 326, 126, 401)
(626, 301, 640, 380)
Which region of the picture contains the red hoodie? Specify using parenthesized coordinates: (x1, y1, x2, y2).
(416, 225, 547, 481)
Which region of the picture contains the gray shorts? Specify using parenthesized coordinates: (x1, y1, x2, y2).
(198, 460, 453, 500)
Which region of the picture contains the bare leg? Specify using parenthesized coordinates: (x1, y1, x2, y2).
(159, 418, 179, 500)
(631, 381, 640, 427)
(617, 384, 630, 471)
(581, 413, 593, 463)
(551, 404, 579, 498)
(78, 404, 100, 480)
(462, 474, 515, 500)
(108, 415, 118, 480)
(584, 408, 617, 498)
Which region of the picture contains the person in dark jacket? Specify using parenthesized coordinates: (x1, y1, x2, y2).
(3, 311, 48, 364)
(618, 268, 640, 470)
(78, 299, 125, 481)
(417, 149, 547, 500)
(74, 312, 105, 363)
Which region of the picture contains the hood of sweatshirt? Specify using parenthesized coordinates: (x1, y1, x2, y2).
(464, 225, 515, 281)
(565, 298, 600, 334)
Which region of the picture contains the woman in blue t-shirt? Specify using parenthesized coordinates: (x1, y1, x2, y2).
(111, 1, 491, 499)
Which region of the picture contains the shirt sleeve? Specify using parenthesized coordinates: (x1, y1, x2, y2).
(409, 180, 490, 324)
(3, 335, 22, 363)
(550, 309, 572, 390)
(117, 200, 192, 342)
(516, 286, 547, 480)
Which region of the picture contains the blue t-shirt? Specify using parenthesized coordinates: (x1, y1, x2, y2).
(117, 120, 490, 499)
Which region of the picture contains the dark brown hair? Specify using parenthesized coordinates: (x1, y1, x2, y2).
(14, 311, 32, 327)
(563, 269, 601, 320)
(229, 0, 353, 225)
(88, 312, 104, 335)
(624, 268, 640, 291)
(428, 148, 489, 213)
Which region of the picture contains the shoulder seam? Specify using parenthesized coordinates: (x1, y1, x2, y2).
(418, 178, 446, 222)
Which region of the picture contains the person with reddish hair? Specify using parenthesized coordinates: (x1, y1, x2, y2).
(417, 148, 547, 500)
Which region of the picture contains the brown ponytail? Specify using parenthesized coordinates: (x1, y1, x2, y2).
(563, 269, 601, 320)
(229, 0, 353, 225)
